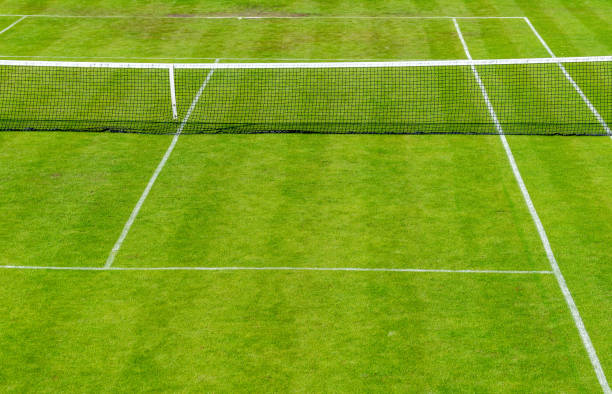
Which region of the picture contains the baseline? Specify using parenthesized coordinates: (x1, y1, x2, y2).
(0, 14, 525, 19)
(453, 18, 610, 394)
(0, 55, 446, 61)
(0, 265, 553, 274)
(104, 59, 219, 268)
(523, 17, 611, 138)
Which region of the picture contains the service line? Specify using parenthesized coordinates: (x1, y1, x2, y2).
(0, 14, 525, 20)
(0, 265, 553, 274)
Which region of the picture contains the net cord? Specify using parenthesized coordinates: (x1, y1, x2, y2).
(0, 56, 610, 69)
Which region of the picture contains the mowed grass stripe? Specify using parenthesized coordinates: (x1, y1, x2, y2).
(518, 1, 612, 57)
(113, 135, 550, 270)
(506, 136, 612, 383)
(449, 18, 551, 59)
(460, 16, 611, 388)
(0, 270, 600, 392)
(0, 15, 26, 34)
(0, 2, 610, 391)
(0, 17, 465, 60)
(0, 133, 173, 267)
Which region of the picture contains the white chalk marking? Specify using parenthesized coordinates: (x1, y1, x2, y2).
(0, 55, 449, 61)
(0, 265, 553, 274)
(454, 18, 610, 393)
(0, 15, 26, 35)
(104, 59, 219, 268)
(0, 14, 526, 20)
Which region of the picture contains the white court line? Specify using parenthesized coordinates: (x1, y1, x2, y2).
(4, 57, 610, 69)
(453, 18, 611, 393)
(0, 265, 553, 274)
(0, 55, 432, 61)
(104, 59, 219, 268)
(0, 15, 26, 35)
(523, 17, 611, 138)
(0, 14, 525, 20)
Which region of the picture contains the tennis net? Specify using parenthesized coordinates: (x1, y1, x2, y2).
(0, 57, 610, 135)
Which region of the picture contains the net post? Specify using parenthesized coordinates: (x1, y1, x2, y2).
(168, 64, 178, 120)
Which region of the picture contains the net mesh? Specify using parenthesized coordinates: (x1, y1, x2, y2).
(0, 58, 610, 135)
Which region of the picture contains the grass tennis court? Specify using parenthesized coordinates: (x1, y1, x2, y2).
(0, 1, 611, 391)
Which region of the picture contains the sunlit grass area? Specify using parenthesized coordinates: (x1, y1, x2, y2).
(0, 2, 610, 391)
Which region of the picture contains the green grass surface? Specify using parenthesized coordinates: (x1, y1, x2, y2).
(0, 15, 18, 27)
(455, 19, 551, 59)
(0, 18, 464, 61)
(116, 135, 548, 270)
(0, 1, 610, 391)
(506, 136, 612, 376)
(0, 270, 599, 392)
(0, 0, 609, 59)
(0, 133, 172, 266)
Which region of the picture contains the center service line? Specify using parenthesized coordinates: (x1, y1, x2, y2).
(104, 59, 219, 268)
(453, 18, 610, 393)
